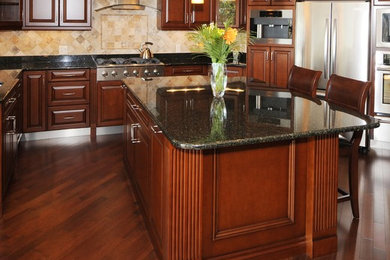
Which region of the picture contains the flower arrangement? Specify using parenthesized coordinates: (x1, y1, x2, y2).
(188, 22, 243, 64)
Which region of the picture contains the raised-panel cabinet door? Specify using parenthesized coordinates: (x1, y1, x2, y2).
(270, 47, 294, 88)
(247, 46, 270, 82)
(23, 71, 46, 132)
(60, 0, 91, 27)
(159, 0, 189, 29)
(25, 0, 58, 27)
(97, 81, 125, 127)
(190, 0, 213, 28)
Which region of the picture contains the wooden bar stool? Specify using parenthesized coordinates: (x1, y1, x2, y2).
(325, 74, 371, 219)
(287, 65, 322, 99)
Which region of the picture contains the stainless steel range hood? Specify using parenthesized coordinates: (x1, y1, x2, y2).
(95, 0, 146, 11)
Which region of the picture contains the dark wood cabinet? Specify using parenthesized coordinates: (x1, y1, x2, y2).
(0, 0, 23, 29)
(24, 0, 91, 29)
(247, 46, 293, 88)
(47, 69, 91, 130)
(164, 65, 208, 76)
(226, 65, 246, 77)
(248, 0, 294, 6)
(247, 46, 270, 83)
(158, 0, 213, 30)
(97, 81, 125, 127)
(2, 78, 22, 203)
(23, 71, 46, 132)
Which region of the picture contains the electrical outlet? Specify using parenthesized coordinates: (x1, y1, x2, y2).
(59, 45, 68, 54)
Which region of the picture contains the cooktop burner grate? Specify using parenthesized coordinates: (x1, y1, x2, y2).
(95, 57, 162, 66)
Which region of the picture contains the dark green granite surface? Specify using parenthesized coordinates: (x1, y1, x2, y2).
(0, 69, 22, 102)
(123, 76, 379, 150)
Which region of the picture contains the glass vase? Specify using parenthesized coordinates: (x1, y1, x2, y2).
(210, 63, 227, 98)
(209, 97, 227, 140)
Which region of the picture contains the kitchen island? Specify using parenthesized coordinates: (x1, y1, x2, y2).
(122, 76, 378, 260)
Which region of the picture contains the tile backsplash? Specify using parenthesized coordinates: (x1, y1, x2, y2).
(0, 0, 195, 56)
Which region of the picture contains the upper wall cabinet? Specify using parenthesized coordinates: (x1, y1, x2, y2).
(215, 0, 246, 28)
(24, 0, 91, 30)
(248, 0, 295, 6)
(0, 0, 22, 30)
(158, 0, 214, 30)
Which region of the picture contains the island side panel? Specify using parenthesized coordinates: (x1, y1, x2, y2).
(306, 135, 338, 258)
(201, 140, 309, 259)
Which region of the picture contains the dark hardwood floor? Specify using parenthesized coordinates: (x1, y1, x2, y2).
(0, 134, 389, 259)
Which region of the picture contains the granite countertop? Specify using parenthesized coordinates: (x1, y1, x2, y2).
(0, 69, 22, 102)
(122, 76, 379, 150)
(0, 53, 246, 71)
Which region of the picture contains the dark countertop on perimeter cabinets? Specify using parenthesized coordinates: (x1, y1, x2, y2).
(122, 76, 379, 150)
(0, 53, 246, 71)
(0, 69, 22, 102)
(0, 55, 97, 70)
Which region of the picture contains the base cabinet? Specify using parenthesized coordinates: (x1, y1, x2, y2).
(23, 71, 46, 132)
(97, 81, 125, 126)
(247, 46, 294, 88)
(1, 78, 22, 215)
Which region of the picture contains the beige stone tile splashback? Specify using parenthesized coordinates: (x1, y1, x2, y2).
(0, 0, 193, 56)
(101, 14, 148, 50)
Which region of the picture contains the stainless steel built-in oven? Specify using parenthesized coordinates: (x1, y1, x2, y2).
(375, 51, 390, 115)
(376, 7, 390, 48)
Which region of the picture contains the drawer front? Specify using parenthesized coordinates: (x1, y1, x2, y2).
(47, 69, 90, 82)
(226, 66, 246, 77)
(48, 105, 89, 130)
(166, 65, 208, 76)
(48, 82, 89, 106)
(126, 90, 150, 127)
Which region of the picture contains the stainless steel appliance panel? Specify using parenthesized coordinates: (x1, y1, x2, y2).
(375, 51, 390, 114)
(295, 2, 332, 90)
(332, 2, 369, 82)
(295, 1, 369, 90)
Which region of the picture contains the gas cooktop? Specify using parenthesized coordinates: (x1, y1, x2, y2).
(93, 56, 165, 81)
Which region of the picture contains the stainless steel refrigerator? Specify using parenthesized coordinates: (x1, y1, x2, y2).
(295, 1, 370, 90)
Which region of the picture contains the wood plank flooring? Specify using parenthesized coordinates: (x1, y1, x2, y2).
(0, 134, 389, 259)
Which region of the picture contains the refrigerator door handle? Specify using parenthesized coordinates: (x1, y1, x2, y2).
(331, 18, 337, 76)
(324, 18, 330, 79)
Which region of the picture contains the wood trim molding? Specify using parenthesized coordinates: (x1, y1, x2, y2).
(306, 135, 338, 258)
(170, 149, 203, 259)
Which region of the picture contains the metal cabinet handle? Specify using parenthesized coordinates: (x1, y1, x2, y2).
(6, 116, 16, 135)
(270, 51, 274, 61)
(266, 51, 269, 61)
(150, 125, 162, 134)
(7, 97, 16, 105)
(130, 123, 141, 144)
(63, 116, 75, 120)
(62, 92, 76, 96)
(131, 104, 140, 111)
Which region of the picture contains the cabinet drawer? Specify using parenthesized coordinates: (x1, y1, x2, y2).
(226, 66, 246, 77)
(48, 82, 89, 106)
(48, 105, 89, 130)
(47, 69, 90, 82)
(126, 90, 150, 127)
(165, 65, 208, 76)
